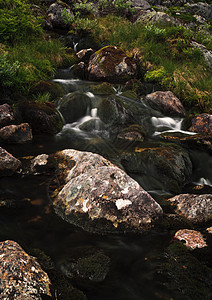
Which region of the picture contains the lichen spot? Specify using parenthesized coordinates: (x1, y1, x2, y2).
(82, 199, 89, 212)
(116, 199, 132, 210)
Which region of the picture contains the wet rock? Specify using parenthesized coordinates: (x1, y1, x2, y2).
(121, 144, 192, 193)
(57, 91, 91, 123)
(90, 82, 116, 95)
(167, 194, 212, 224)
(18, 101, 63, 135)
(174, 229, 207, 250)
(189, 113, 212, 135)
(117, 124, 145, 142)
(88, 46, 137, 83)
(76, 48, 94, 63)
(155, 242, 212, 300)
(0, 123, 32, 144)
(30, 80, 64, 100)
(47, 3, 73, 29)
(51, 149, 163, 234)
(0, 147, 21, 176)
(145, 91, 186, 117)
(0, 103, 15, 128)
(60, 247, 110, 282)
(0, 240, 51, 299)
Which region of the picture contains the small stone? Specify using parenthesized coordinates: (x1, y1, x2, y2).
(0, 103, 15, 128)
(174, 229, 207, 250)
(206, 227, 212, 234)
(0, 147, 21, 176)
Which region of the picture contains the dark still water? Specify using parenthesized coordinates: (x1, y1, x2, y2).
(0, 69, 211, 299)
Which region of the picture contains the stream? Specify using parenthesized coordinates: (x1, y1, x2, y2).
(0, 67, 211, 299)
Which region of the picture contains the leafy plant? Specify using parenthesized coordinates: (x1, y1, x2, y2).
(0, 52, 20, 87)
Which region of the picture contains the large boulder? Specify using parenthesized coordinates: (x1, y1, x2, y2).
(191, 42, 212, 69)
(145, 91, 186, 117)
(50, 149, 163, 234)
(0, 103, 15, 129)
(121, 144, 192, 193)
(187, 2, 212, 21)
(0, 240, 51, 299)
(136, 10, 181, 26)
(0, 123, 32, 144)
(189, 113, 212, 135)
(47, 3, 73, 29)
(18, 102, 63, 135)
(87, 46, 137, 83)
(0, 147, 21, 176)
(167, 194, 212, 224)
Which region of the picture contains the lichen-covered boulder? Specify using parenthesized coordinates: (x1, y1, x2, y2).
(50, 149, 163, 234)
(189, 113, 212, 135)
(0, 240, 51, 299)
(0, 147, 21, 176)
(121, 144, 192, 193)
(174, 229, 207, 250)
(136, 10, 181, 26)
(57, 91, 91, 123)
(167, 194, 212, 224)
(191, 42, 212, 69)
(0, 103, 15, 129)
(0, 123, 32, 144)
(88, 46, 137, 83)
(145, 91, 186, 117)
(18, 101, 63, 135)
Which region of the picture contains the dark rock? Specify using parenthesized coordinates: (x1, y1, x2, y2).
(0, 147, 21, 176)
(0, 104, 15, 129)
(145, 91, 186, 117)
(117, 124, 145, 142)
(0, 240, 51, 299)
(90, 82, 116, 95)
(189, 113, 212, 135)
(0, 123, 32, 144)
(47, 3, 73, 29)
(121, 144, 192, 193)
(131, 0, 151, 9)
(74, 61, 88, 80)
(76, 48, 94, 63)
(51, 149, 163, 234)
(18, 101, 63, 135)
(30, 81, 64, 100)
(60, 247, 110, 282)
(174, 229, 207, 250)
(187, 2, 212, 21)
(88, 46, 137, 83)
(167, 194, 212, 224)
(57, 91, 91, 123)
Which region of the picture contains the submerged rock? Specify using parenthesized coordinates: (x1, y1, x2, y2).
(0, 123, 32, 144)
(0, 147, 21, 176)
(60, 247, 110, 282)
(121, 144, 192, 193)
(51, 149, 163, 234)
(145, 91, 186, 117)
(88, 46, 137, 83)
(0, 103, 15, 128)
(174, 229, 207, 250)
(0, 240, 51, 299)
(167, 194, 212, 224)
(189, 113, 212, 135)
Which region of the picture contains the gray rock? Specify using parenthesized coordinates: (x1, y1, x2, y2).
(0, 104, 15, 129)
(51, 149, 163, 234)
(47, 3, 73, 29)
(0, 147, 21, 176)
(187, 2, 212, 21)
(145, 91, 186, 117)
(0, 240, 51, 299)
(0, 123, 32, 144)
(191, 41, 212, 69)
(136, 10, 181, 26)
(168, 194, 212, 223)
(131, 0, 151, 10)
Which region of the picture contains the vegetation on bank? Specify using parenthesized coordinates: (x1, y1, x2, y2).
(0, 0, 211, 113)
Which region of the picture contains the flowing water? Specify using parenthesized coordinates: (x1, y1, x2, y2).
(0, 68, 211, 299)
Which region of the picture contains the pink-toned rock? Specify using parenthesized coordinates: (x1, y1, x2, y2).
(0, 240, 51, 299)
(51, 149, 163, 234)
(88, 46, 137, 83)
(0, 123, 32, 143)
(174, 229, 207, 250)
(145, 91, 186, 117)
(189, 113, 212, 135)
(0, 103, 15, 128)
(168, 194, 212, 223)
(76, 48, 94, 62)
(0, 147, 21, 176)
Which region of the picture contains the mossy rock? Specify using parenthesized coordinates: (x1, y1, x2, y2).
(90, 82, 115, 95)
(17, 101, 63, 135)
